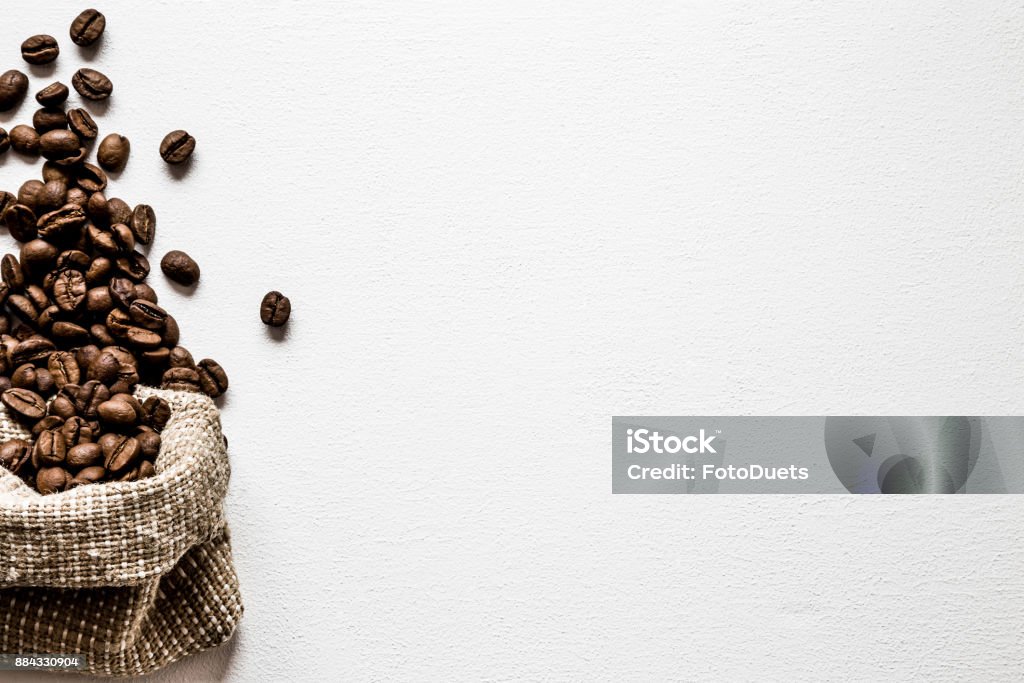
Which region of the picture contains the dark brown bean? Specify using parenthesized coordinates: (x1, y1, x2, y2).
(72, 68, 113, 101)
(2, 387, 47, 420)
(159, 130, 195, 164)
(70, 9, 106, 46)
(21, 35, 59, 65)
(36, 82, 69, 107)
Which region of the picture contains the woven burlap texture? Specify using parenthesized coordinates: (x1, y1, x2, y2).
(0, 386, 243, 677)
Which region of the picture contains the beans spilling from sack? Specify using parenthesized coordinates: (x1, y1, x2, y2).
(0, 9, 232, 494)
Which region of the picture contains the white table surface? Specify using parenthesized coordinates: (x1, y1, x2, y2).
(4, 2, 1024, 681)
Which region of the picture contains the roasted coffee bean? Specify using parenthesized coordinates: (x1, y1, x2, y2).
(134, 283, 157, 303)
(2, 387, 47, 420)
(19, 180, 47, 210)
(137, 430, 161, 459)
(168, 346, 195, 369)
(89, 222, 134, 255)
(89, 323, 115, 346)
(65, 187, 88, 208)
(75, 380, 109, 419)
(61, 416, 93, 447)
(160, 250, 199, 285)
(162, 366, 200, 392)
(98, 398, 137, 426)
(260, 291, 291, 326)
(108, 277, 135, 309)
(11, 364, 36, 389)
(52, 322, 89, 344)
(85, 286, 113, 314)
(140, 346, 170, 368)
(6, 294, 38, 326)
(12, 341, 54, 368)
(97, 133, 129, 171)
(53, 269, 87, 311)
(2, 254, 24, 290)
(70, 9, 106, 46)
(66, 442, 102, 468)
(39, 130, 80, 160)
(6, 205, 40, 243)
(87, 351, 119, 384)
(141, 396, 171, 431)
(54, 147, 87, 167)
(138, 460, 156, 479)
(76, 163, 108, 193)
(0, 438, 31, 474)
(56, 249, 90, 271)
(35, 368, 54, 394)
(124, 325, 162, 349)
(100, 432, 140, 473)
(20, 239, 57, 276)
(162, 315, 180, 346)
(0, 192, 15, 217)
(38, 180, 68, 212)
(197, 358, 228, 398)
(36, 81, 69, 107)
(130, 204, 156, 244)
(84, 256, 112, 285)
(0, 70, 29, 111)
(9, 125, 40, 156)
(38, 203, 88, 240)
(129, 300, 167, 330)
(75, 344, 99, 369)
(48, 351, 80, 389)
(67, 107, 98, 140)
(71, 465, 105, 486)
(72, 68, 113, 101)
(48, 393, 75, 420)
(33, 430, 66, 467)
(159, 130, 195, 164)
(32, 416, 64, 438)
(106, 197, 132, 225)
(116, 251, 150, 281)
(33, 108, 68, 134)
(21, 35, 59, 65)
(36, 466, 70, 495)
(25, 285, 50, 312)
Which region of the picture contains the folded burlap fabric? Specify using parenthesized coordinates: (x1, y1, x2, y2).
(0, 387, 242, 677)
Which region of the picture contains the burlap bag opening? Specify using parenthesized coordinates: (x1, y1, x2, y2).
(0, 386, 243, 677)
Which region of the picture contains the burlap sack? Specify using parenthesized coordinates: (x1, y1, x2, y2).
(0, 386, 243, 677)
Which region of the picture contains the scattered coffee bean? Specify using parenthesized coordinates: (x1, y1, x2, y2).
(21, 35, 60, 65)
(72, 68, 113, 100)
(97, 134, 129, 171)
(196, 358, 228, 398)
(0, 438, 31, 474)
(70, 9, 106, 46)
(33, 108, 68, 134)
(9, 125, 40, 156)
(260, 291, 291, 326)
(67, 108, 98, 140)
(130, 204, 155, 244)
(2, 388, 47, 420)
(36, 466, 69, 494)
(160, 250, 199, 285)
(36, 81, 69, 107)
(0, 70, 29, 111)
(39, 130, 81, 161)
(159, 130, 195, 164)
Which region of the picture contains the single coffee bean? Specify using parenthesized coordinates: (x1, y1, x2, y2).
(51, 321, 89, 345)
(106, 197, 132, 225)
(197, 358, 229, 398)
(0, 438, 31, 474)
(32, 416, 64, 437)
(97, 133, 129, 171)
(35, 368, 54, 394)
(11, 337, 56, 365)
(70, 9, 106, 46)
(84, 256, 112, 285)
(98, 398, 137, 426)
(48, 393, 75, 420)
(130, 204, 156, 244)
(0, 128, 8, 155)
(100, 432, 140, 473)
(137, 430, 161, 459)
(116, 251, 150, 281)
(162, 315, 180, 346)
(56, 249, 90, 271)
(138, 460, 156, 479)
(65, 187, 88, 208)
(18, 180, 46, 209)
(129, 300, 167, 330)
(36, 466, 70, 495)
(36, 81, 69, 107)
(25, 285, 50, 312)
(108, 277, 136, 308)
(159, 130, 195, 164)
(85, 286, 113, 314)
(162, 366, 201, 392)
(2, 387, 47, 420)
(61, 416, 93, 447)
(38, 180, 68, 212)
(141, 396, 172, 431)
(75, 163, 108, 193)
(33, 108, 68, 134)
(67, 442, 102, 468)
(5, 204, 38, 242)
(6, 294, 38, 327)
(72, 465, 105, 486)
(33, 430, 67, 467)
(260, 291, 291, 326)
(134, 283, 158, 303)
(39, 130, 81, 160)
(168, 346, 195, 369)
(72, 68, 113, 101)
(54, 147, 87, 167)
(11, 364, 36, 389)
(38, 203, 88, 240)
(89, 223, 134, 255)
(53, 269, 87, 312)
(90, 323, 115, 346)
(21, 35, 60, 65)
(124, 326, 163, 349)
(74, 380, 109, 419)
(0, 70, 29, 111)
(1, 254, 24, 290)
(87, 351, 119, 384)
(9, 125, 40, 155)
(20, 239, 57, 276)
(0, 192, 15, 217)
(48, 351, 81, 389)
(160, 250, 199, 285)
(67, 108, 98, 140)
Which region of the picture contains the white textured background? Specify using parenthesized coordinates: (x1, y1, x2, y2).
(5, 1, 1024, 681)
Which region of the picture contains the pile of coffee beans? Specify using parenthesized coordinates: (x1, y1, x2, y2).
(0, 9, 234, 494)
